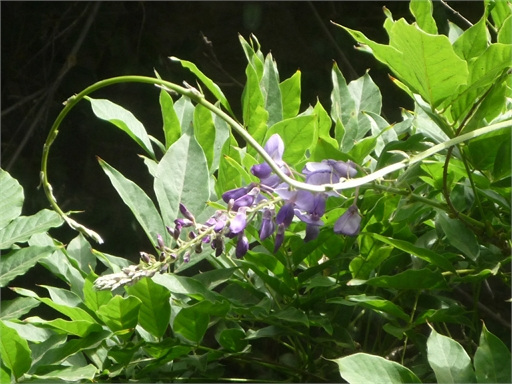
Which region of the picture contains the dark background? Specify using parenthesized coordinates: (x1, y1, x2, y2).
(2, 1, 484, 261)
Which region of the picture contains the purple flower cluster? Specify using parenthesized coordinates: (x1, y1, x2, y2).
(220, 134, 362, 255)
(148, 134, 362, 267)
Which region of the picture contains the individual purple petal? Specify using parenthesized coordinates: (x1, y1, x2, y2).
(294, 209, 324, 226)
(264, 134, 285, 163)
(334, 205, 361, 236)
(276, 203, 295, 227)
(222, 184, 254, 204)
(214, 217, 227, 232)
(304, 224, 320, 242)
(259, 208, 276, 240)
(251, 163, 273, 179)
(229, 208, 247, 234)
(236, 233, 249, 258)
(274, 223, 285, 253)
(327, 159, 358, 179)
(232, 187, 260, 211)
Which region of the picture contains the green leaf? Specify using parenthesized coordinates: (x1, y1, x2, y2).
(329, 294, 409, 322)
(336, 18, 469, 107)
(349, 245, 393, 280)
(333, 352, 421, 383)
(410, 0, 438, 34)
(193, 103, 216, 171)
(271, 307, 309, 328)
(174, 95, 195, 134)
(243, 71, 269, 149)
(498, 14, 512, 44)
(217, 328, 248, 352)
(83, 272, 112, 312)
(215, 135, 243, 197)
(159, 88, 181, 148)
(154, 132, 210, 224)
(363, 268, 447, 290)
(125, 277, 171, 338)
(211, 109, 231, 175)
(40, 284, 82, 307)
(474, 323, 512, 383)
(173, 304, 210, 343)
(28, 364, 97, 382)
(280, 70, 301, 119)
(87, 97, 155, 158)
(0, 320, 32, 381)
(0, 169, 24, 230)
(0, 246, 54, 287)
(66, 233, 96, 274)
(33, 318, 102, 337)
(261, 52, 283, 126)
(0, 209, 63, 250)
(369, 233, 455, 272)
(170, 56, 234, 115)
(453, 15, 488, 61)
(98, 158, 167, 248)
(0, 297, 40, 320)
(152, 273, 220, 302)
(427, 328, 476, 383)
(436, 211, 480, 261)
(450, 43, 512, 123)
(266, 115, 316, 166)
(33, 331, 109, 368)
(97, 295, 141, 332)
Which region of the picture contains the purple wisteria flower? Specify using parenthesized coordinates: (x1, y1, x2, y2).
(334, 205, 362, 236)
(302, 160, 357, 196)
(251, 134, 291, 188)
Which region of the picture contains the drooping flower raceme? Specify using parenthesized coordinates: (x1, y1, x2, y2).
(94, 133, 362, 290)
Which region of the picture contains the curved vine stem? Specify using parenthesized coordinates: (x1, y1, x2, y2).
(41, 75, 512, 243)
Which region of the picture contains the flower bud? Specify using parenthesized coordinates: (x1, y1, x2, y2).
(259, 208, 275, 240)
(274, 223, 286, 253)
(276, 203, 294, 228)
(157, 234, 165, 250)
(179, 203, 196, 223)
(236, 233, 249, 258)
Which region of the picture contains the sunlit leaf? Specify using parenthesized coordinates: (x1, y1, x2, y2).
(125, 277, 171, 338)
(87, 97, 155, 158)
(0, 169, 24, 230)
(0, 320, 32, 381)
(0, 246, 54, 287)
(0, 209, 63, 250)
(154, 132, 210, 223)
(280, 70, 301, 119)
(97, 295, 141, 332)
(427, 328, 476, 383)
(159, 88, 181, 148)
(333, 352, 421, 383)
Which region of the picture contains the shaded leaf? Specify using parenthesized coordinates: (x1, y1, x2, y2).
(474, 323, 512, 383)
(0, 297, 40, 320)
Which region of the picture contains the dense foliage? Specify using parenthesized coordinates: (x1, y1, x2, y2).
(1, 0, 511, 382)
